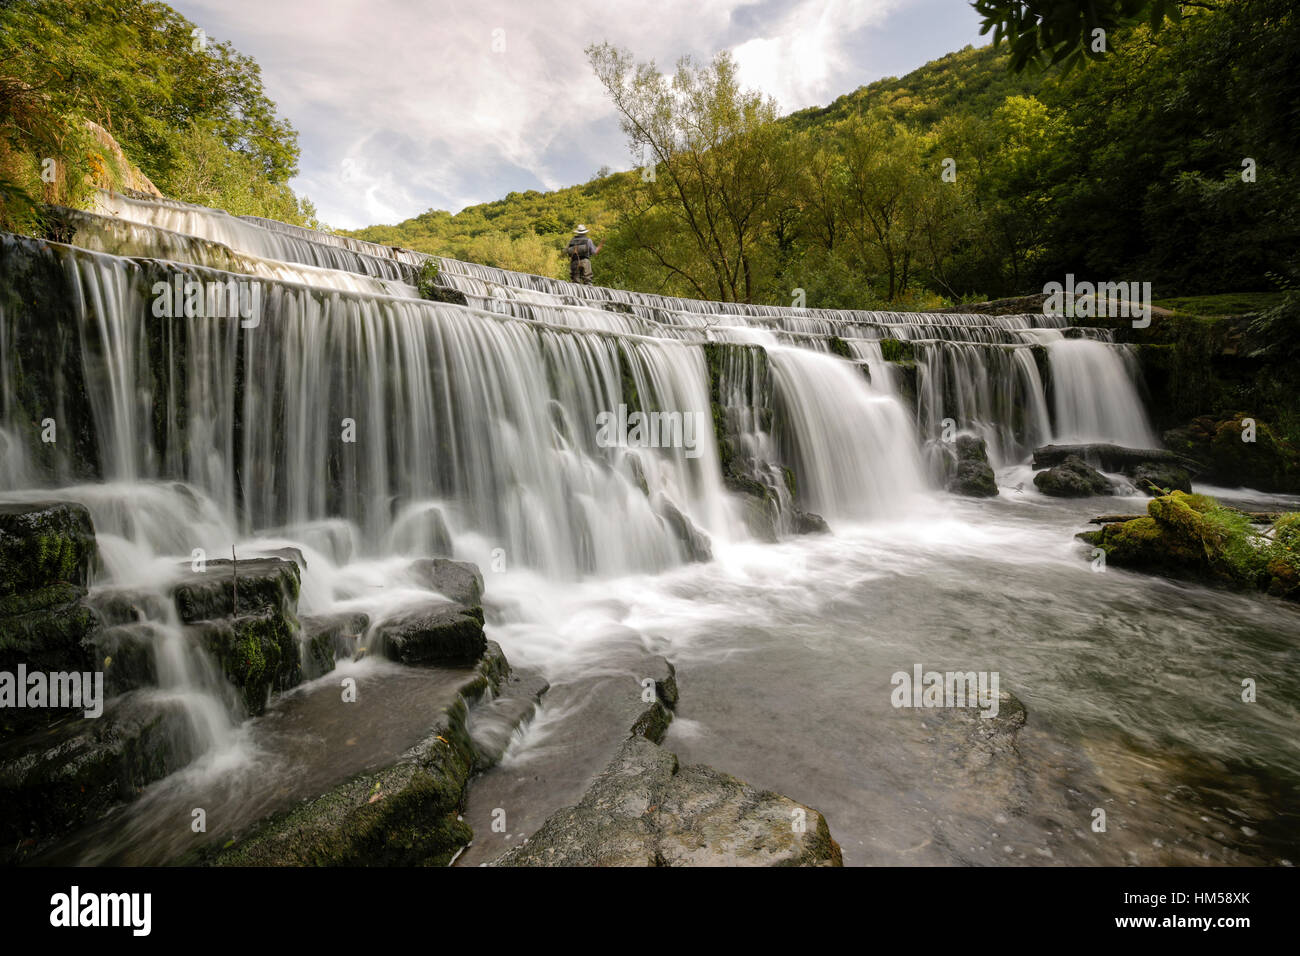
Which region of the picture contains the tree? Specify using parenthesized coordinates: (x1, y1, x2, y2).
(586, 43, 798, 302)
(972, 0, 1190, 72)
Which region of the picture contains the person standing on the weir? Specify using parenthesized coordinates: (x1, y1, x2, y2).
(566, 224, 602, 285)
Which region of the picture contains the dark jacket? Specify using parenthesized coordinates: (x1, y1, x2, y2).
(566, 236, 596, 260)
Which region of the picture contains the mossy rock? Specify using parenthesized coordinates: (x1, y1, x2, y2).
(1034, 455, 1113, 497)
(0, 693, 197, 861)
(879, 338, 915, 363)
(170, 557, 300, 625)
(1082, 492, 1289, 594)
(0, 501, 98, 598)
(191, 611, 301, 716)
(0, 588, 101, 737)
(207, 643, 509, 866)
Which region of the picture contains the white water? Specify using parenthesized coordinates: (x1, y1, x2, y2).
(7, 192, 1256, 868)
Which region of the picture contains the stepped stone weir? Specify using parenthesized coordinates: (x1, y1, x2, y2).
(0, 188, 1166, 866)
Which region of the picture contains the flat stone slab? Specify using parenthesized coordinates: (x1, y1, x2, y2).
(170, 557, 301, 624)
(206, 642, 511, 867)
(0, 691, 197, 862)
(490, 736, 842, 867)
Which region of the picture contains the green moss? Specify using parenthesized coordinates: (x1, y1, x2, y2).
(1085, 491, 1295, 597)
(879, 338, 914, 363)
(827, 337, 852, 359)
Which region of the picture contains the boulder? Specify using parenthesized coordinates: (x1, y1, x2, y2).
(1128, 461, 1192, 496)
(945, 436, 999, 498)
(170, 557, 300, 625)
(190, 611, 301, 716)
(1079, 491, 1298, 598)
(656, 498, 713, 562)
(405, 557, 484, 609)
(299, 611, 369, 677)
(374, 604, 486, 666)
(208, 643, 510, 866)
(0, 586, 100, 736)
(90, 621, 160, 696)
(1164, 414, 1300, 492)
(1033, 455, 1114, 497)
(489, 736, 842, 867)
(0, 501, 97, 596)
(1032, 443, 1198, 473)
(791, 509, 831, 534)
(0, 692, 197, 862)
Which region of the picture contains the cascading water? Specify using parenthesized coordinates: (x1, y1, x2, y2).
(6, 189, 1264, 871)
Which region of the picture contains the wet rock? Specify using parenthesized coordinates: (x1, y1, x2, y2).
(1032, 442, 1198, 473)
(170, 557, 301, 625)
(0, 692, 198, 862)
(729, 481, 780, 543)
(208, 643, 510, 866)
(489, 736, 842, 867)
(656, 497, 713, 562)
(190, 611, 300, 716)
(406, 557, 484, 609)
(1079, 491, 1298, 598)
(1128, 461, 1192, 496)
(90, 621, 160, 696)
(0, 587, 101, 736)
(300, 611, 369, 676)
(791, 509, 830, 534)
(629, 700, 673, 743)
(1164, 414, 1300, 492)
(946, 435, 999, 498)
(1033, 455, 1114, 497)
(0, 501, 98, 596)
(251, 547, 307, 571)
(374, 604, 486, 666)
(467, 667, 549, 767)
(82, 587, 170, 627)
(647, 656, 678, 708)
(422, 284, 468, 306)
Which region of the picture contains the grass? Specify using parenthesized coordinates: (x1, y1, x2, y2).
(1152, 292, 1283, 317)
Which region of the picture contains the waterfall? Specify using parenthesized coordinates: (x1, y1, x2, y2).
(0, 191, 1163, 783)
(1046, 337, 1157, 447)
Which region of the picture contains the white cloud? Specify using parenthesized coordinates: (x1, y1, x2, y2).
(173, 0, 977, 228)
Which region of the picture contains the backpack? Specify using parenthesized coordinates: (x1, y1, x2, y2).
(568, 237, 590, 261)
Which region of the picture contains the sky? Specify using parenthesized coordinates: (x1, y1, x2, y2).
(172, 0, 990, 230)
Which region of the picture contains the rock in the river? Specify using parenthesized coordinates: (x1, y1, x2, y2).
(1164, 414, 1300, 493)
(208, 643, 510, 866)
(945, 435, 999, 498)
(405, 557, 484, 608)
(489, 736, 842, 867)
(90, 621, 160, 696)
(190, 611, 301, 715)
(1128, 460, 1192, 496)
(791, 509, 831, 534)
(0, 584, 101, 736)
(656, 497, 713, 562)
(374, 604, 486, 666)
(0, 692, 197, 862)
(0, 501, 98, 596)
(299, 611, 369, 677)
(170, 557, 301, 625)
(1079, 491, 1299, 599)
(1033, 455, 1114, 497)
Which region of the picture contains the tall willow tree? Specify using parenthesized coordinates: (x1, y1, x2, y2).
(587, 43, 797, 303)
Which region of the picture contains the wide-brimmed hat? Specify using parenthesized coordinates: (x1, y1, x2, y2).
(574, 224, 589, 235)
